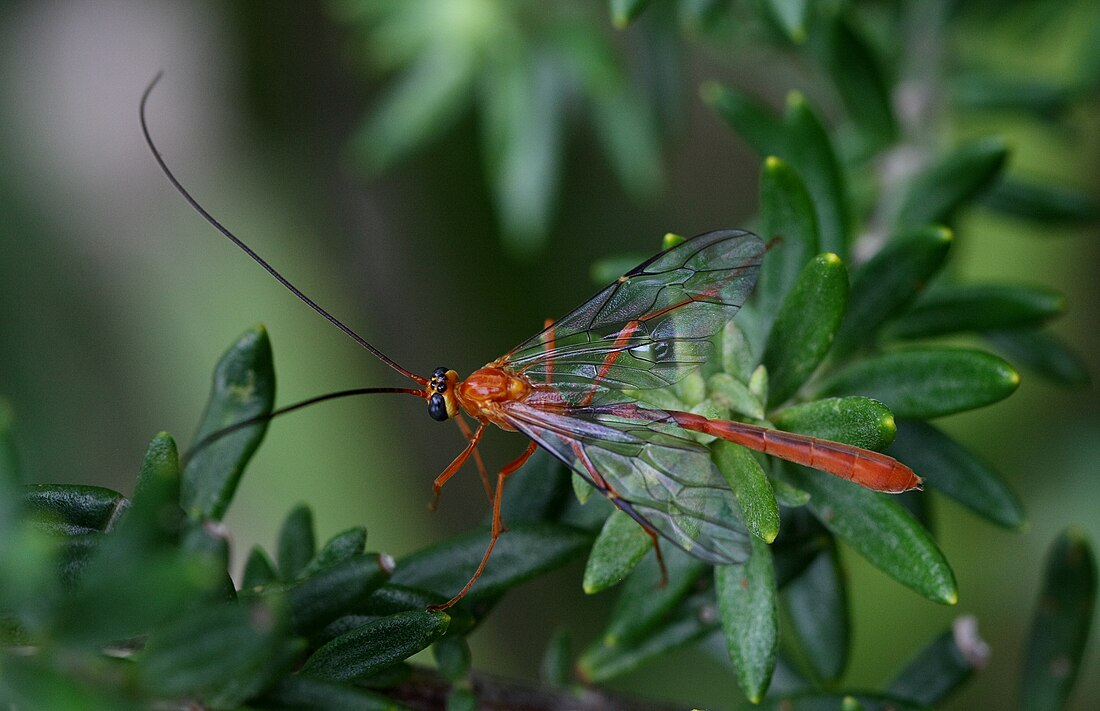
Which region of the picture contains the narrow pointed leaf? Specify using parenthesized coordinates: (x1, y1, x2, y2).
(1020, 529, 1097, 711)
(609, 0, 652, 28)
(433, 635, 472, 681)
(888, 284, 1064, 339)
(716, 535, 778, 703)
(0, 400, 20, 489)
(983, 328, 1090, 388)
(834, 226, 953, 357)
(757, 156, 819, 329)
(584, 509, 654, 593)
(774, 397, 897, 452)
(303, 610, 450, 681)
(820, 13, 897, 147)
(24, 484, 128, 535)
(277, 503, 315, 580)
(783, 92, 851, 257)
(301, 526, 368, 577)
(139, 599, 292, 700)
(895, 137, 1009, 227)
(888, 617, 989, 705)
(953, 72, 1071, 120)
(702, 83, 787, 158)
(815, 348, 1019, 419)
(982, 179, 1100, 224)
(350, 45, 476, 173)
(287, 555, 392, 635)
(263, 676, 411, 711)
(785, 466, 957, 603)
(708, 372, 765, 420)
(602, 546, 707, 646)
(578, 593, 717, 682)
(714, 440, 779, 542)
(183, 326, 275, 520)
(784, 545, 849, 681)
(481, 51, 564, 256)
(764, 253, 849, 407)
(892, 421, 1024, 529)
(764, 0, 810, 43)
(760, 693, 928, 710)
(242, 546, 279, 589)
(541, 629, 573, 687)
(389, 523, 591, 603)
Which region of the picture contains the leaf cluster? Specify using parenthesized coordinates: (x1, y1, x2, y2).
(1, 1, 1098, 709)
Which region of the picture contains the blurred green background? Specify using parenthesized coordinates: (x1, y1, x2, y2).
(0, 2, 1096, 708)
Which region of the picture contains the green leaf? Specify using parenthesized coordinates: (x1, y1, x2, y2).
(760, 693, 928, 710)
(716, 535, 778, 704)
(888, 618, 989, 706)
(773, 397, 897, 452)
(981, 179, 1100, 225)
(763, 0, 810, 43)
(763, 253, 849, 407)
(301, 526, 368, 578)
(242, 545, 279, 589)
(182, 326, 275, 521)
(0, 399, 20, 489)
(583, 509, 654, 593)
(820, 13, 897, 147)
(983, 328, 1090, 388)
(277, 503, 315, 580)
(783, 545, 849, 681)
(721, 320, 757, 384)
(577, 592, 717, 682)
(833, 226, 953, 357)
(262, 676, 412, 711)
(782, 92, 852, 257)
(815, 347, 1020, 419)
(303, 610, 450, 681)
(349, 44, 477, 173)
(389, 523, 591, 603)
(785, 465, 957, 604)
(559, 28, 662, 200)
(480, 50, 564, 256)
(1020, 529, 1097, 711)
(540, 629, 573, 687)
(287, 555, 393, 636)
(757, 156, 819, 330)
(702, 83, 787, 158)
(601, 546, 708, 646)
(708, 372, 765, 420)
(433, 634, 472, 681)
(139, 598, 294, 702)
(713, 440, 779, 543)
(894, 137, 1009, 227)
(497, 449, 570, 525)
(609, 0, 652, 28)
(953, 72, 1071, 120)
(888, 284, 1064, 339)
(892, 421, 1024, 530)
(23, 484, 128, 535)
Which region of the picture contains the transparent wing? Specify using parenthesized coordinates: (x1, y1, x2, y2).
(497, 230, 764, 405)
(503, 401, 750, 565)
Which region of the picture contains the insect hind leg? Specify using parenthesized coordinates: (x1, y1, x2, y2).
(429, 439, 539, 611)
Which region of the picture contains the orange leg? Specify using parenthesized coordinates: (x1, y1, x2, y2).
(430, 440, 539, 611)
(454, 412, 492, 502)
(429, 422, 487, 511)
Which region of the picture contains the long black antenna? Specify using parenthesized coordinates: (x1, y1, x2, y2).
(140, 72, 427, 386)
(182, 386, 423, 466)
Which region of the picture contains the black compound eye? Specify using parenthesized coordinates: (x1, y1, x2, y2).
(428, 393, 449, 422)
(433, 366, 448, 379)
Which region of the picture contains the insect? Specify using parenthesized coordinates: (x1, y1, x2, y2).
(141, 74, 920, 610)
